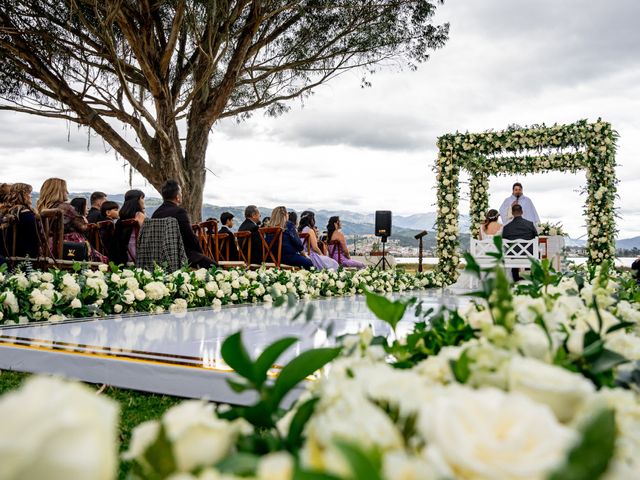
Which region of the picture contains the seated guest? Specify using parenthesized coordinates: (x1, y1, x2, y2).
(238, 205, 263, 265)
(268, 206, 313, 270)
(0, 183, 40, 258)
(326, 216, 365, 269)
(632, 258, 640, 284)
(152, 180, 214, 269)
(112, 190, 145, 265)
(219, 211, 239, 261)
(298, 211, 339, 270)
(87, 191, 107, 223)
(261, 216, 271, 228)
(100, 201, 120, 222)
(36, 178, 107, 262)
(70, 197, 88, 219)
(0, 183, 10, 205)
(502, 204, 538, 281)
(288, 211, 298, 229)
(479, 209, 502, 240)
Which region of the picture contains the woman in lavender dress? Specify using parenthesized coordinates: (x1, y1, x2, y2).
(298, 211, 339, 270)
(326, 216, 365, 269)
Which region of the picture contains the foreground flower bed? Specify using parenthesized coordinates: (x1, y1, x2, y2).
(0, 264, 443, 325)
(1, 258, 639, 479)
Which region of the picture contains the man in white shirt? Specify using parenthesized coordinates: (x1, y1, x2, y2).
(499, 182, 540, 226)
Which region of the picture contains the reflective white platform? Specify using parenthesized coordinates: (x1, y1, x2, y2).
(0, 286, 470, 405)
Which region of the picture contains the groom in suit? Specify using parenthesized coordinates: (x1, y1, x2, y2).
(502, 204, 538, 281)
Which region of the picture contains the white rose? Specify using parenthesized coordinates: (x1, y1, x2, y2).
(257, 451, 294, 480)
(508, 356, 594, 422)
(0, 376, 118, 480)
(134, 289, 146, 301)
(164, 401, 238, 472)
(123, 290, 136, 305)
(70, 298, 82, 309)
(419, 385, 576, 479)
(114, 304, 123, 314)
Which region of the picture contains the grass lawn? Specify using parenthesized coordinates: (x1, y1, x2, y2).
(0, 370, 183, 479)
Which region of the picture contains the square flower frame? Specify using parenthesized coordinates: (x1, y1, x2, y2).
(434, 119, 618, 284)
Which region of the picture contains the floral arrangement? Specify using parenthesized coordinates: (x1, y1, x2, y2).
(1, 254, 639, 479)
(0, 264, 445, 325)
(435, 119, 618, 285)
(538, 221, 568, 237)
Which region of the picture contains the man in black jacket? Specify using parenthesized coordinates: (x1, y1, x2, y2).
(502, 204, 538, 281)
(219, 211, 239, 261)
(151, 180, 214, 268)
(87, 191, 107, 224)
(238, 205, 263, 265)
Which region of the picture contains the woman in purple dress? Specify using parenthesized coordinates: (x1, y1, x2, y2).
(326, 216, 365, 269)
(298, 211, 339, 270)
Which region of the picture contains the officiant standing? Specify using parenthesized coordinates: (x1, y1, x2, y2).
(499, 182, 540, 226)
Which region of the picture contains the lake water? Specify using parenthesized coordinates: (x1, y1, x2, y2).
(395, 257, 638, 268)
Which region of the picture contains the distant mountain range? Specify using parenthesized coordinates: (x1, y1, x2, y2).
(50, 193, 640, 250)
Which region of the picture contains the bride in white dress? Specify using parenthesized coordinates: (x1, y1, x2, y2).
(479, 209, 503, 240)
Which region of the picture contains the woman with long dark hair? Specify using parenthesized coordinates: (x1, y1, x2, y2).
(70, 197, 88, 219)
(325, 216, 364, 269)
(0, 183, 40, 258)
(298, 211, 338, 270)
(112, 189, 146, 264)
(479, 208, 502, 240)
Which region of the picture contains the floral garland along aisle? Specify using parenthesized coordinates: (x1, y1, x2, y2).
(1, 259, 639, 479)
(435, 119, 618, 285)
(0, 263, 446, 325)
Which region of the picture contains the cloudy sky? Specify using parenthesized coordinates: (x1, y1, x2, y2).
(1, 0, 639, 238)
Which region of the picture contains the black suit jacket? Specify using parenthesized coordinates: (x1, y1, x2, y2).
(87, 207, 102, 224)
(502, 216, 538, 241)
(151, 201, 213, 268)
(219, 225, 239, 261)
(238, 218, 262, 264)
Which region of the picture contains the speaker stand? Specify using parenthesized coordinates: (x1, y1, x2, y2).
(374, 237, 392, 270)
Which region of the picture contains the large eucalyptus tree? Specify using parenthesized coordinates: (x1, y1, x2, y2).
(0, 1, 449, 219)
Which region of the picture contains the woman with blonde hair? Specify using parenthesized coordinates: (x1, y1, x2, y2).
(37, 178, 107, 262)
(0, 183, 40, 258)
(267, 206, 313, 269)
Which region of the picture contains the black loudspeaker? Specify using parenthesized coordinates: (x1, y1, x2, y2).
(375, 210, 392, 238)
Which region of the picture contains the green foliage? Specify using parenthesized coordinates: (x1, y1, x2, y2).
(219, 332, 340, 454)
(548, 409, 616, 480)
(333, 440, 383, 480)
(364, 290, 412, 334)
(514, 257, 564, 298)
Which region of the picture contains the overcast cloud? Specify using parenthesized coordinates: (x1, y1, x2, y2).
(1, 0, 639, 238)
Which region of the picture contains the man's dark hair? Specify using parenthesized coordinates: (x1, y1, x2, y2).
(161, 180, 181, 201)
(90, 191, 107, 205)
(220, 211, 234, 225)
(511, 204, 523, 215)
(100, 201, 119, 216)
(512, 182, 523, 190)
(244, 205, 258, 219)
(288, 211, 298, 226)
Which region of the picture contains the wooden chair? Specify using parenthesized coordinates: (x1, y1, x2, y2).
(328, 240, 343, 264)
(196, 219, 217, 259)
(235, 230, 252, 268)
(299, 232, 312, 255)
(87, 221, 115, 256)
(214, 232, 246, 269)
(40, 208, 64, 260)
(257, 227, 296, 270)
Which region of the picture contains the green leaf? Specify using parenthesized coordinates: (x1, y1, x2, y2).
(253, 337, 298, 388)
(142, 424, 177, 478)
(227, 379, 252, 394)
(463, 252, 481, 275)
(270, 347, 342, 409)
(450, 349, 472, 383)
(591, 349, 628, 374)
(548, 409, 616, 480)
(287, 397, 320, 449)
(215, 452, 260, 476)
(293, 468, 342, 480)
(364, 290, 407, 332)
(334, 440, 383, 480)
(605, 321, 635, 335)
(221, 331, 256, 384)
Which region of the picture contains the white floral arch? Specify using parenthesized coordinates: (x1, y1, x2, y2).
(433, 119, 618, 284)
